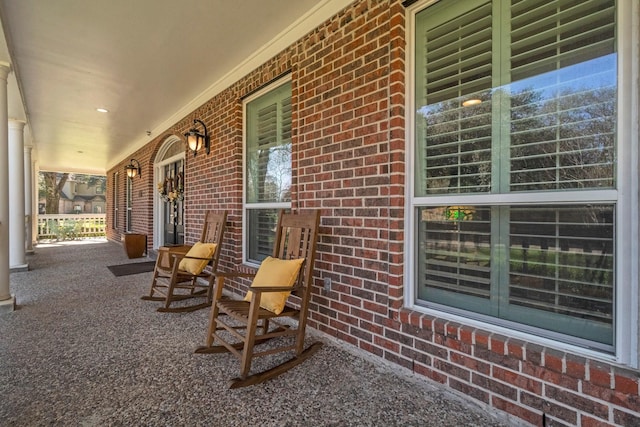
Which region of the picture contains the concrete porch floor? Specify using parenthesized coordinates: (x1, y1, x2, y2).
(0, 239, 519, 426)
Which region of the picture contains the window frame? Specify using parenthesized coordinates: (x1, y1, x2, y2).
(242, 75, 293, 266)
(404, 0, 638, 366)
(125, 175, 132, 232)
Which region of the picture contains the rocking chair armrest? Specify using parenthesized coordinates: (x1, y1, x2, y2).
(180, 254, 213, 261)
(248, 285, 299, 293)
(159, 245, 191, 254)
(216, 271, 256, 279)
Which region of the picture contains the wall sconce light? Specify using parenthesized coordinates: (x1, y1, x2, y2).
(185, 119, 210, 157)
(125, 159, 141, 178)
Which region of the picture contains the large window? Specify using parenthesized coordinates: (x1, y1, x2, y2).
(244, 78, 292, 264)
(409, 0, 634, 353)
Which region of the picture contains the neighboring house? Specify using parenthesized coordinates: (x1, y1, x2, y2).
(107, 1, 640, 426)
(39, 180, 106, 214)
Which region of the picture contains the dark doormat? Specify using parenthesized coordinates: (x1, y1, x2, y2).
(107, 261, 156, 277)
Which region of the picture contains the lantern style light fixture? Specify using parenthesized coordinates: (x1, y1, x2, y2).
(125, 158, 141, 178)
(185, 119, 210, 156)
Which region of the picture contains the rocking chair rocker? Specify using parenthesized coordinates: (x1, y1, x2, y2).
(142, 210, 227, 313)
(195, 209, 321, 388)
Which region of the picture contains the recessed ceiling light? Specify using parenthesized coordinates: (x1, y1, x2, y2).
(96, 108, 108, 113)
(462, 99, 482, 107)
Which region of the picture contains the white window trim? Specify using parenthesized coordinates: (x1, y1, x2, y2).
(404, 0, 639, 367)
(242, 75, 292, 266)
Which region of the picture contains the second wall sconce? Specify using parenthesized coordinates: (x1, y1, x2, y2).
(125, 159, 141, 178)
(185, 119, 210, 157)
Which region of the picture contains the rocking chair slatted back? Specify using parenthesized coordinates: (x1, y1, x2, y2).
(274, 211, 319, 299)
(201, 211, 224, 245)
(198, 210, 226, 272)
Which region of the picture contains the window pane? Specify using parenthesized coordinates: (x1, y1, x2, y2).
(415, 0, 616, 196)
(507, 204, 614, 344)
(417, 206, 492, 312)
(247, 208, 279, 263)
(417, 204, 614, 345)
(415, 0, 493, 196)
(509, 0, 616, 191)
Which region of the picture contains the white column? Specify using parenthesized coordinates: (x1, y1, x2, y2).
(9, 119, 26, 271)
(24, 144, 34, 253)
(0, 62, 15, 312)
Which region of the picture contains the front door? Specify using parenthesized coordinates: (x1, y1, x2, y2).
(163, 160, 184, 245)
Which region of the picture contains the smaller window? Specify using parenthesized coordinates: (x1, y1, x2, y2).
(244, 78, 292, 264)
(125, 176, 132, 232)
(113, 172, 119, 229)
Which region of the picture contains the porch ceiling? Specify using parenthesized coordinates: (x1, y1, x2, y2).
(0, 0, 350, 175)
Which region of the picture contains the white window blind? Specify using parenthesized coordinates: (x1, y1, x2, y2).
(509, 0, 616, 191)
(417, 0, 493, 195)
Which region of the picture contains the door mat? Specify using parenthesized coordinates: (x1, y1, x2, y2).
(107, 261, 156, 277)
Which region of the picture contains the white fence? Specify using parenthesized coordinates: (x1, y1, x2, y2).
(37, 214, 107, 241)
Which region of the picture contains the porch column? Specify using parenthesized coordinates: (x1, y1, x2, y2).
(9, 119, 27, 271)
(24, 144, 34, 253)
(0, 62, 15, 312)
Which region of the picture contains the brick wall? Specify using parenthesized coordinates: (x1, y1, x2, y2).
(107, 1, 640, 425)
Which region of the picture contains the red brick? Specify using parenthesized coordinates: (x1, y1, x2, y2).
(565, 355, 587, 379)
(544, 351, 564, 373)
(590, 362, 613, 388)
(614, 409, 640, 426)
(492, 396, 541, 426)
(614, 371, 639, 395)
(414, 363, 447, 384)
(474, 330, 490, 348)
(580, 415, 616, 427)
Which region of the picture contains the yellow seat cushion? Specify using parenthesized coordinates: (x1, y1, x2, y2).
(178, 242, 217, 275)
(244, 256, 305, 314)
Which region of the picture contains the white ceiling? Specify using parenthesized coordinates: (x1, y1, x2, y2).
(0, 0, 351, 174)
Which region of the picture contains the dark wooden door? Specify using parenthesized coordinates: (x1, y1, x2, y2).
(163, 160, 184, 245)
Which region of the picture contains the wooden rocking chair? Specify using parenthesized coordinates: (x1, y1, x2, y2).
(195, 209, 321, 388)
(142, 210, 227, 313)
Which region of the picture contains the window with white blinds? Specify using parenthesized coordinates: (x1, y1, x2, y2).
(125, 177, 132, 232)
(245, 78, 292, 264)
(113, 172, 119, 229)
(413, 0, 618, 349)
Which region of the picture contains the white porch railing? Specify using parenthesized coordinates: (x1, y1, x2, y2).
(37, 213, 107, 241)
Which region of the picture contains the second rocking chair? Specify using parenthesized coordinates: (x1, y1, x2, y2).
(142, 210, 227, 313)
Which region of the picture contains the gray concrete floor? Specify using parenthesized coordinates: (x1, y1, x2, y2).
(0, 239, 520, 426)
